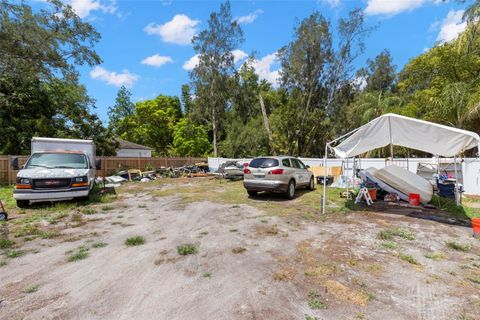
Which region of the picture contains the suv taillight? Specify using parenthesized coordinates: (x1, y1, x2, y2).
(268, 169, 284, 175)
(244, 168, 251, 174)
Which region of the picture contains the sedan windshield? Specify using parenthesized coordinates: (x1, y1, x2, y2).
(25, 153, 88, 169)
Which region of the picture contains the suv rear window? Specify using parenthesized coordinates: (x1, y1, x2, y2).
(249, 158, 279, 168)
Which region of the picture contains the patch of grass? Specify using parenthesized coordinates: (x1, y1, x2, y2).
(199, 231, 208, 236)
(82, 208, 96, 215)
(203, 272, 212, 278)
(398, 252, 420, 265)
(6, 250, 25, 258)
(23, 284, 39, 293)
(379, 241, 398, 249)
(229, 228, 238, 232)
(13, 224, 41, 238)
(92, 242, 108, 248)
(445, 241, 471, 252)
(177, 243, 197, 255)
(308, 298, 327, 310)
(0, 258, 7, 267)
(101, 205, 114, 212)
(273, 266, 295, 281)
(67, 246, 89, 262)
(325, 280, 371, 306)
(378, 228, 415, 241)
(425, 252, 447, 260)
(466, 275, 480, 284)
(0, 238, 15, 249)
(232, 247, 246, 254)
(125, 236, 145, 246)
(260, 219, 269, 223)
(39, 230, 61, 239)
(138, 204, 147, 208)
(304, 315, 318, 320)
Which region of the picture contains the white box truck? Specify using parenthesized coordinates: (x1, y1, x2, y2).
(12, 137, 100, 207)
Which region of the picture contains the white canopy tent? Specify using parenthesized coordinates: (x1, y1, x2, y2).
(322, 113, 480, 213)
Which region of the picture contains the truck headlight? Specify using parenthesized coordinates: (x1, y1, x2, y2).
(72, 176, 88, 187)
(73, 176, 87, 183)
(16, 178, 30, 185)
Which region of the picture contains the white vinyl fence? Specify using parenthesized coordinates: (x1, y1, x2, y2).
(208, 157, 480, 195)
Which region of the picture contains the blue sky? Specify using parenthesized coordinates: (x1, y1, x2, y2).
(32, 0, 470, 124)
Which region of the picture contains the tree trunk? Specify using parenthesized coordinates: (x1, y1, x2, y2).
(258, 94, 275, 155)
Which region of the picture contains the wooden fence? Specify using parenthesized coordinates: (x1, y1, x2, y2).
(0, 156, 207, 185)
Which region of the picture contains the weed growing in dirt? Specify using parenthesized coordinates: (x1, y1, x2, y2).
(23, 285, 39, 293)
(379, 241, 398, 249)
(177, 243, 197, 255)
(0, 238, 15, 249)
(0, 258, 7, 267)
(67, 246, 89, 262)
(229, 229, 238, 232)
(82, 208, 96, 215)
(232, 247, 246, 254)
(125, 236, 145, 246)
(304, 315, 318, 320)
(398, 252, 420, 265)
(6, 250, 25, 258)
(308, 298, 328, 310)
(466, 275, 480, 284)
(39, 231, 61, 239)
(203, 272, 212, 278)
(260, 219, 269, 223)
(138, 204, 147, 208)
(425, 252, 447, 260)
(199, 231, 208, 236)
(101, 205, 114, 212)
(378, 228, 415, 241)
(445, 241, 470, 252)
(92, 242, 108, 248)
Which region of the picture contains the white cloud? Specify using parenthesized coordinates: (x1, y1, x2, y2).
(436, 9, 467, 43)
(322, 0, 341, 8)
(234, 9, 264, 24)
(182, 54, 199, 71)
(141, 54, 173, 67)
(144, 14, 200, 45)
(251, 53, 280, 85)
(90, 66, 138, 87)
(232, 49, 248, 63)
(365, 0, 426, 16)
(64, 0, 116, 18)
(182, 50, 248, 71)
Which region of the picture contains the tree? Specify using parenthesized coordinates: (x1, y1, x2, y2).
(358, 49, 396, 93)
(181, 84, 195, 116)
(127, 95, 182, 155)
(171, 118, 211, 156)
(190, 1, 243, 157)
(277, 9, 369, 156)
(0, 0, 115, 154)
(108, 86, 135, 137)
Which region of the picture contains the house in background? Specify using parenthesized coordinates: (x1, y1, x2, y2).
(116, 139, 154, 158)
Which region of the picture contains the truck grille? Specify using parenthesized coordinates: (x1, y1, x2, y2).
(33, 178, 72, 189)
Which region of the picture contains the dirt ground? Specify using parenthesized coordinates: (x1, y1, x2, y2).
(1, 179, 480, 320)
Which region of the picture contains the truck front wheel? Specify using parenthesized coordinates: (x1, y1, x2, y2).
(16, 200, 29, 208)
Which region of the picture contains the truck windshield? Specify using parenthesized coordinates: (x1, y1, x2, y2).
(25, 153, 88, 169)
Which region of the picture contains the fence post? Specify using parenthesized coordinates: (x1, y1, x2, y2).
(7, 155, 11, 185)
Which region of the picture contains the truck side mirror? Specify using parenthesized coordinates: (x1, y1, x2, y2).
(11, 157, 19, 170)
(95, 159, 102, 170)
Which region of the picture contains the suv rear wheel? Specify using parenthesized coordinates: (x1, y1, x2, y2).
(285, 180, 295, 199)
(307, 177, 314, 190)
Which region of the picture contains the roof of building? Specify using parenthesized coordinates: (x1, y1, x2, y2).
(116, 139, 154, 151)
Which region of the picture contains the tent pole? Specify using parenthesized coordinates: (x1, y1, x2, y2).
(454, 155, 459, 205)
(322, 143, 328, 214)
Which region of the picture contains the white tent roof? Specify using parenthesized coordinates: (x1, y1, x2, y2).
(332, 113, 480, 158)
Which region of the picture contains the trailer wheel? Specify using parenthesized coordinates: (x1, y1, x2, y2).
(0, 212, 7, 221)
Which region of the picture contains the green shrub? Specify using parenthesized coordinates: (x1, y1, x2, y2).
(177, 243, 197, 255)
(125, 236, 145, 246)
(0, 238, 15, 249)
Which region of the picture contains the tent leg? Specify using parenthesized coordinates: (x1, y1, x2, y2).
(454, 155, 459, 206)
(322, 144, 328, 214)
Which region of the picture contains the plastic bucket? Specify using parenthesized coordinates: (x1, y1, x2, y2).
(409, 193, 420, 206)
(368, 189, 377, 201)
(472, 218, 480, 237)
